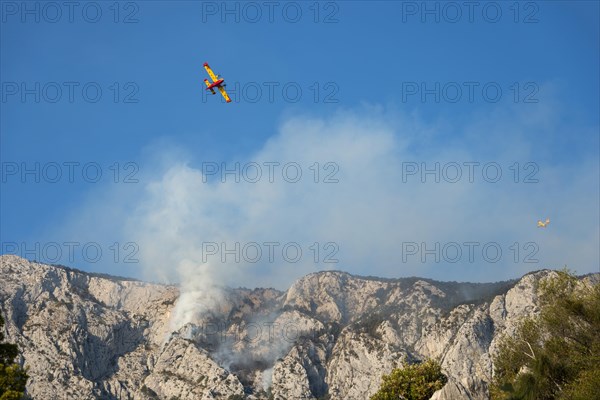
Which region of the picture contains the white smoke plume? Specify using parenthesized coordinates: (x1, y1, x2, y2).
(261, 367, 273, 392)
(53, 100, 599, 335)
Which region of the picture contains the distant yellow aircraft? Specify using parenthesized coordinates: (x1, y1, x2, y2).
(203, 62, 231, 103)
(537, 218, 550, 228)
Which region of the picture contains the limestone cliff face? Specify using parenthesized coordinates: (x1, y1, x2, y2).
(1, 255, 593, 399)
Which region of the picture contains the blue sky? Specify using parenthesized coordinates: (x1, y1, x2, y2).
(1, 1, 599, 288)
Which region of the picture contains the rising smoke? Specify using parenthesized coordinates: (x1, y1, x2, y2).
(54, 103, 599, 338)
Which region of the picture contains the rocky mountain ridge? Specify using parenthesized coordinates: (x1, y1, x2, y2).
(1, 255, 596, 400)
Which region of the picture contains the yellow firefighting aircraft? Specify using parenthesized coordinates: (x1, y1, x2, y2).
(203, 62, 231, 103)
(537, 218, 550, 228)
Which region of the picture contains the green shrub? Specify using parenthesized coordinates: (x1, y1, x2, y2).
(370, 358, 447, 400)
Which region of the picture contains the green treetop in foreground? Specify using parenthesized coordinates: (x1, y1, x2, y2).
(491, 270, 600, 400)
(371, 358, 447, 400)
(0, 315, 28, 400)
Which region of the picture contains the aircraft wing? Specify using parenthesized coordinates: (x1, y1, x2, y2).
(203, 63, 218, 82)
(204, 79, 216, 94)
(218, 86, 232, 103)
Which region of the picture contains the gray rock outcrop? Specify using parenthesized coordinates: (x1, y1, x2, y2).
(1, 255, 593, 399)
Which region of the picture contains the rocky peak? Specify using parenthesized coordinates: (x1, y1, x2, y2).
(1, 255, 592, 400)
